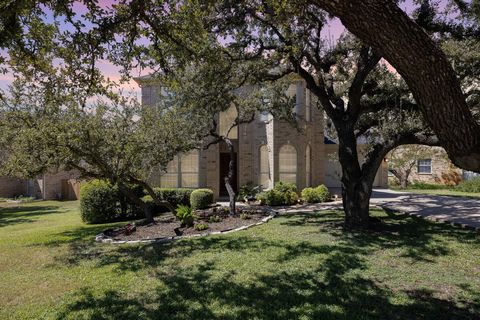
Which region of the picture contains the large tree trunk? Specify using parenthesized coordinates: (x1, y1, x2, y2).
(311, 0, 480, 172)
(342, 177, 372, 229)
(224, 138, 236, 215)
(336, 124, 372, 228)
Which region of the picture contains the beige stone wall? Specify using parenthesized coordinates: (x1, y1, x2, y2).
(27, 169, 82, 200)
(388, 147, 463, 186)
(324, 144, 389, 189)
(0, 177, 27, 198)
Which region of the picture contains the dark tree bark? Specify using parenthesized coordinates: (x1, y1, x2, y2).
(311, 0, 480, 173)
(337, 126, 372, 228)
(224, 138, 237, 215)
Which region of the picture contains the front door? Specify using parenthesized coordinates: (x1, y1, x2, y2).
(219, 152, 238, 197)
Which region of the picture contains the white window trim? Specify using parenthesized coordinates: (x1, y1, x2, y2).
(417, 159, 432, 175)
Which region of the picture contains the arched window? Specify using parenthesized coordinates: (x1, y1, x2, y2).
(160, 150, 199, 188)
(259, 145, 270, 188)
(306, 145, 311, 187)
(279, 145, 297, 184)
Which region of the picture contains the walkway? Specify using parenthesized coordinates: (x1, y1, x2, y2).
(371, 189, 480, 230)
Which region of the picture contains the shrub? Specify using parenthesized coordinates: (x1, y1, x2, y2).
(190, 189, 214, 210)
(256, 182, 299, 206)
(80, 180, 119, 224)
(456, 177, 480, 193)
(274, 181, 297, 193)
(240, 213, 251, 220)
(142, 188, 194, 213)
(237, 182, 261, 201)
(209, 215, 222, 223)
(176, 205, 194, 227)
(409, 182, 448, 190)
(194, 223, 209, 231)
(301, 185, 330, 203)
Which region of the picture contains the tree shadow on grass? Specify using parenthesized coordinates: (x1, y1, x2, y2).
(282, 210, 480, 262)
(0, 205, 62, 227)
(56, 258, 480, 320)
(53, 210, 480, 319)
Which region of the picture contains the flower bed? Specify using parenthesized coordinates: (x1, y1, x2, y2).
(96, 206, 276, 244)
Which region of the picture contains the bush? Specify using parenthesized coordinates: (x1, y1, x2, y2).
(194, 223, 209, 231)
(142, 188, 194, 213)
(301, 185, 330, 203)
(274, 181, 297, 193)
(80, 180, 119, 224)
(456, 177, 480, 193)
(237, 182, 261, 201)
(256, 182, 298, 206)
(176, 205, 194, 227)
(209, 215, 222, 223)
(240, 213, 251, 220)
(408, 182, 448, 190)
(190, 189, 214, 210)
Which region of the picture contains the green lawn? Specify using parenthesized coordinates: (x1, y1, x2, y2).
(1, 201, 480, 319)
(392, 188, 480, 199)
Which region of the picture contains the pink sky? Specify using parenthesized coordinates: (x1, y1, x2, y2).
(0, 0, 422, 96)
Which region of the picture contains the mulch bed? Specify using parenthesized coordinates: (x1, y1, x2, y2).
(102, 206, 273, 242)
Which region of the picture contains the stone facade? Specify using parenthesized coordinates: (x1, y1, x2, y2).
(0, 169, 81, 200)
(135, 75, 388, 199)
(0, 177, 27, 198)
(387, 146, 464, 186)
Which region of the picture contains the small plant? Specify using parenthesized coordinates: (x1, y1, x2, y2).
(194, 223, 209, 231)
(240, 213, 251, 220)
(209, 215, 222, 223)
(237, 182, 261, 202)
(176, 205, 194, 227)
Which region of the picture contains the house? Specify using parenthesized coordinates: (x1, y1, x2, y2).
(135, 75, 389, 199)
(386, 145, 478, 186)
(0, 169, 81, 200)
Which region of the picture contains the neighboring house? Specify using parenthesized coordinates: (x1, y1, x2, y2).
(135, 75, 389, 199)
(0, 169, 81, 200)
(386, 146, 470, 186)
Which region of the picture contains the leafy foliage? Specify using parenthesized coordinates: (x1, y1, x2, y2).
(142, 188, 194, 213)
(190, 189, 214, 210)
(301, 185, 330, 203)
(79, 180, 121, 224)
(237, 182, 261, 201)
(456, 177, 480, 193)
(257, 182, 298, 206)
(175, 205, 194, 228)
(194, 223, 209, 231)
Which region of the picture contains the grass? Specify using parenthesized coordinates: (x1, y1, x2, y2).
(1, 201, 480, 319)
(391, 187, 480, 199)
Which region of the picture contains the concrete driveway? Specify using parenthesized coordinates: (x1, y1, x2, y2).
(371, 189, 480, 230)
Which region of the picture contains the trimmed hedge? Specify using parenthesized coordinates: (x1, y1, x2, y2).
(256, 182, 299, 206)
(142, 188, 195, 213)
(80, 180, 120, 224)
(190, 189, 214, 210)
(456, 177, 480, 193)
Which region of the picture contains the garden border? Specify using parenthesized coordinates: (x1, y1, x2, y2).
(95, 209, 278, 244)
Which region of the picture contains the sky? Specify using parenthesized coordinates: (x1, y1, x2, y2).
(0, 0, 424, 97)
